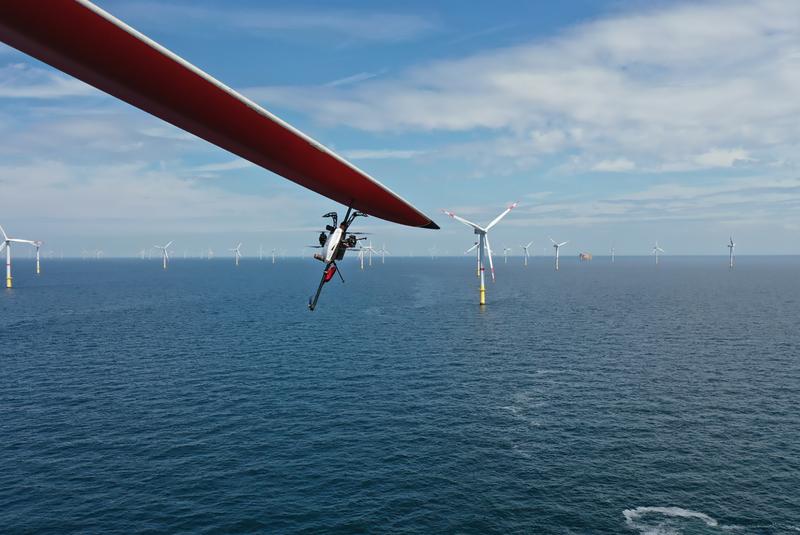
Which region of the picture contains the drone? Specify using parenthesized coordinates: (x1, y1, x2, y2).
(307, 207, 368, 310)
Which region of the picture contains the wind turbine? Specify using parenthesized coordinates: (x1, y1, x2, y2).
(229, 243, 242, 266)
(442, 202, 518, 305)
(154, 240, 173, 269)
(728, 237, 735, 269)
(550, 238, 568, 271)
(520, 241, 533, 267)
(503, 247, 512, 264)
(651, 242, 664, 265)
(259, 244, 263, 261)
(378, 244, 390, 264)
(33, 240, 42, 275)
(363, 241, 378, 267)
(652, 242, 664, 265)
(611, 246, 615, 263)
(1, 225, 39, 288)
(271, 248, 277, 264)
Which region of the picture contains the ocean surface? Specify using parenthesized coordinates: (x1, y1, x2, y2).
(1, 256, 799, 534)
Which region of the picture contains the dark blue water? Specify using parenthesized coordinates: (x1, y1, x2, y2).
(2, 257, 799, 534)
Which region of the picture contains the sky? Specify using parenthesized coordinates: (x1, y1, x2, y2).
(1, 0, 799, 257)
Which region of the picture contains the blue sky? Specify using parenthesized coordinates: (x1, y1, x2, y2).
(1, 0, 799, 257)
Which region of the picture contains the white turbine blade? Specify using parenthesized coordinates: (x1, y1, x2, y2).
(441, 209, 483, 232)
(165, 240, 173, 249)
(558, 241, 568, 247)
(486, 202, 519, 231)
(526, 241, 534, 249)
(549, 237, 557, 245)
(164, 250, 170, 260)
(484, 234, 496, 282)
(464, 243, 478, 254)
(0, 224, 7, 241)
(0, 242, 5, 253)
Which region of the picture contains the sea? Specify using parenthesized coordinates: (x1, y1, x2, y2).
(1, 255, 798, 534)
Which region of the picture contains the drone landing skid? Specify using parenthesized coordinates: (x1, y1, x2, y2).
(308, 262, 345, 311)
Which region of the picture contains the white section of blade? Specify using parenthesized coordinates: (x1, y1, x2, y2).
(486, 202, 518, 231)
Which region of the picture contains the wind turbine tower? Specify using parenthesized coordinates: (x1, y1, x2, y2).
(363, 241, 378, 267)
(652, 242, 664, 265)
(1, 224, 39, 288)
(34, 240, 42, 275)
(442, 202, 518, 305)
(378, 244, 390, 264)
(521, 241, 533, 267)
(550, 238, 568, 271)
(503, 247, 511, 264)
(357, 247, 366, 270)
(230, 243, 242, 266)
(154, 240, 173, 269)
(611, 246, 615, 263)
(728, 237, 735, 269)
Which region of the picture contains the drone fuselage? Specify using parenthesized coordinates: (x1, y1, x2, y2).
(322, 227, 345, 263)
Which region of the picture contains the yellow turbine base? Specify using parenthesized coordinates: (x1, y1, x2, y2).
(479, 285, 485, 305)
(6, 276, 11, 288)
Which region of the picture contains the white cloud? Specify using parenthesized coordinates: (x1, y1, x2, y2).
(0, 160, 312, 234)
(592, 158, 635, 172)
(506, 176, 800, 227)
(245, 0, 800, 172)
(693, 148, 754, 168)
(191, 159, 255, 173)
(115, 3, 438, 43)
(0, 63, 98, 98)
(342, 149, 425, 160)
